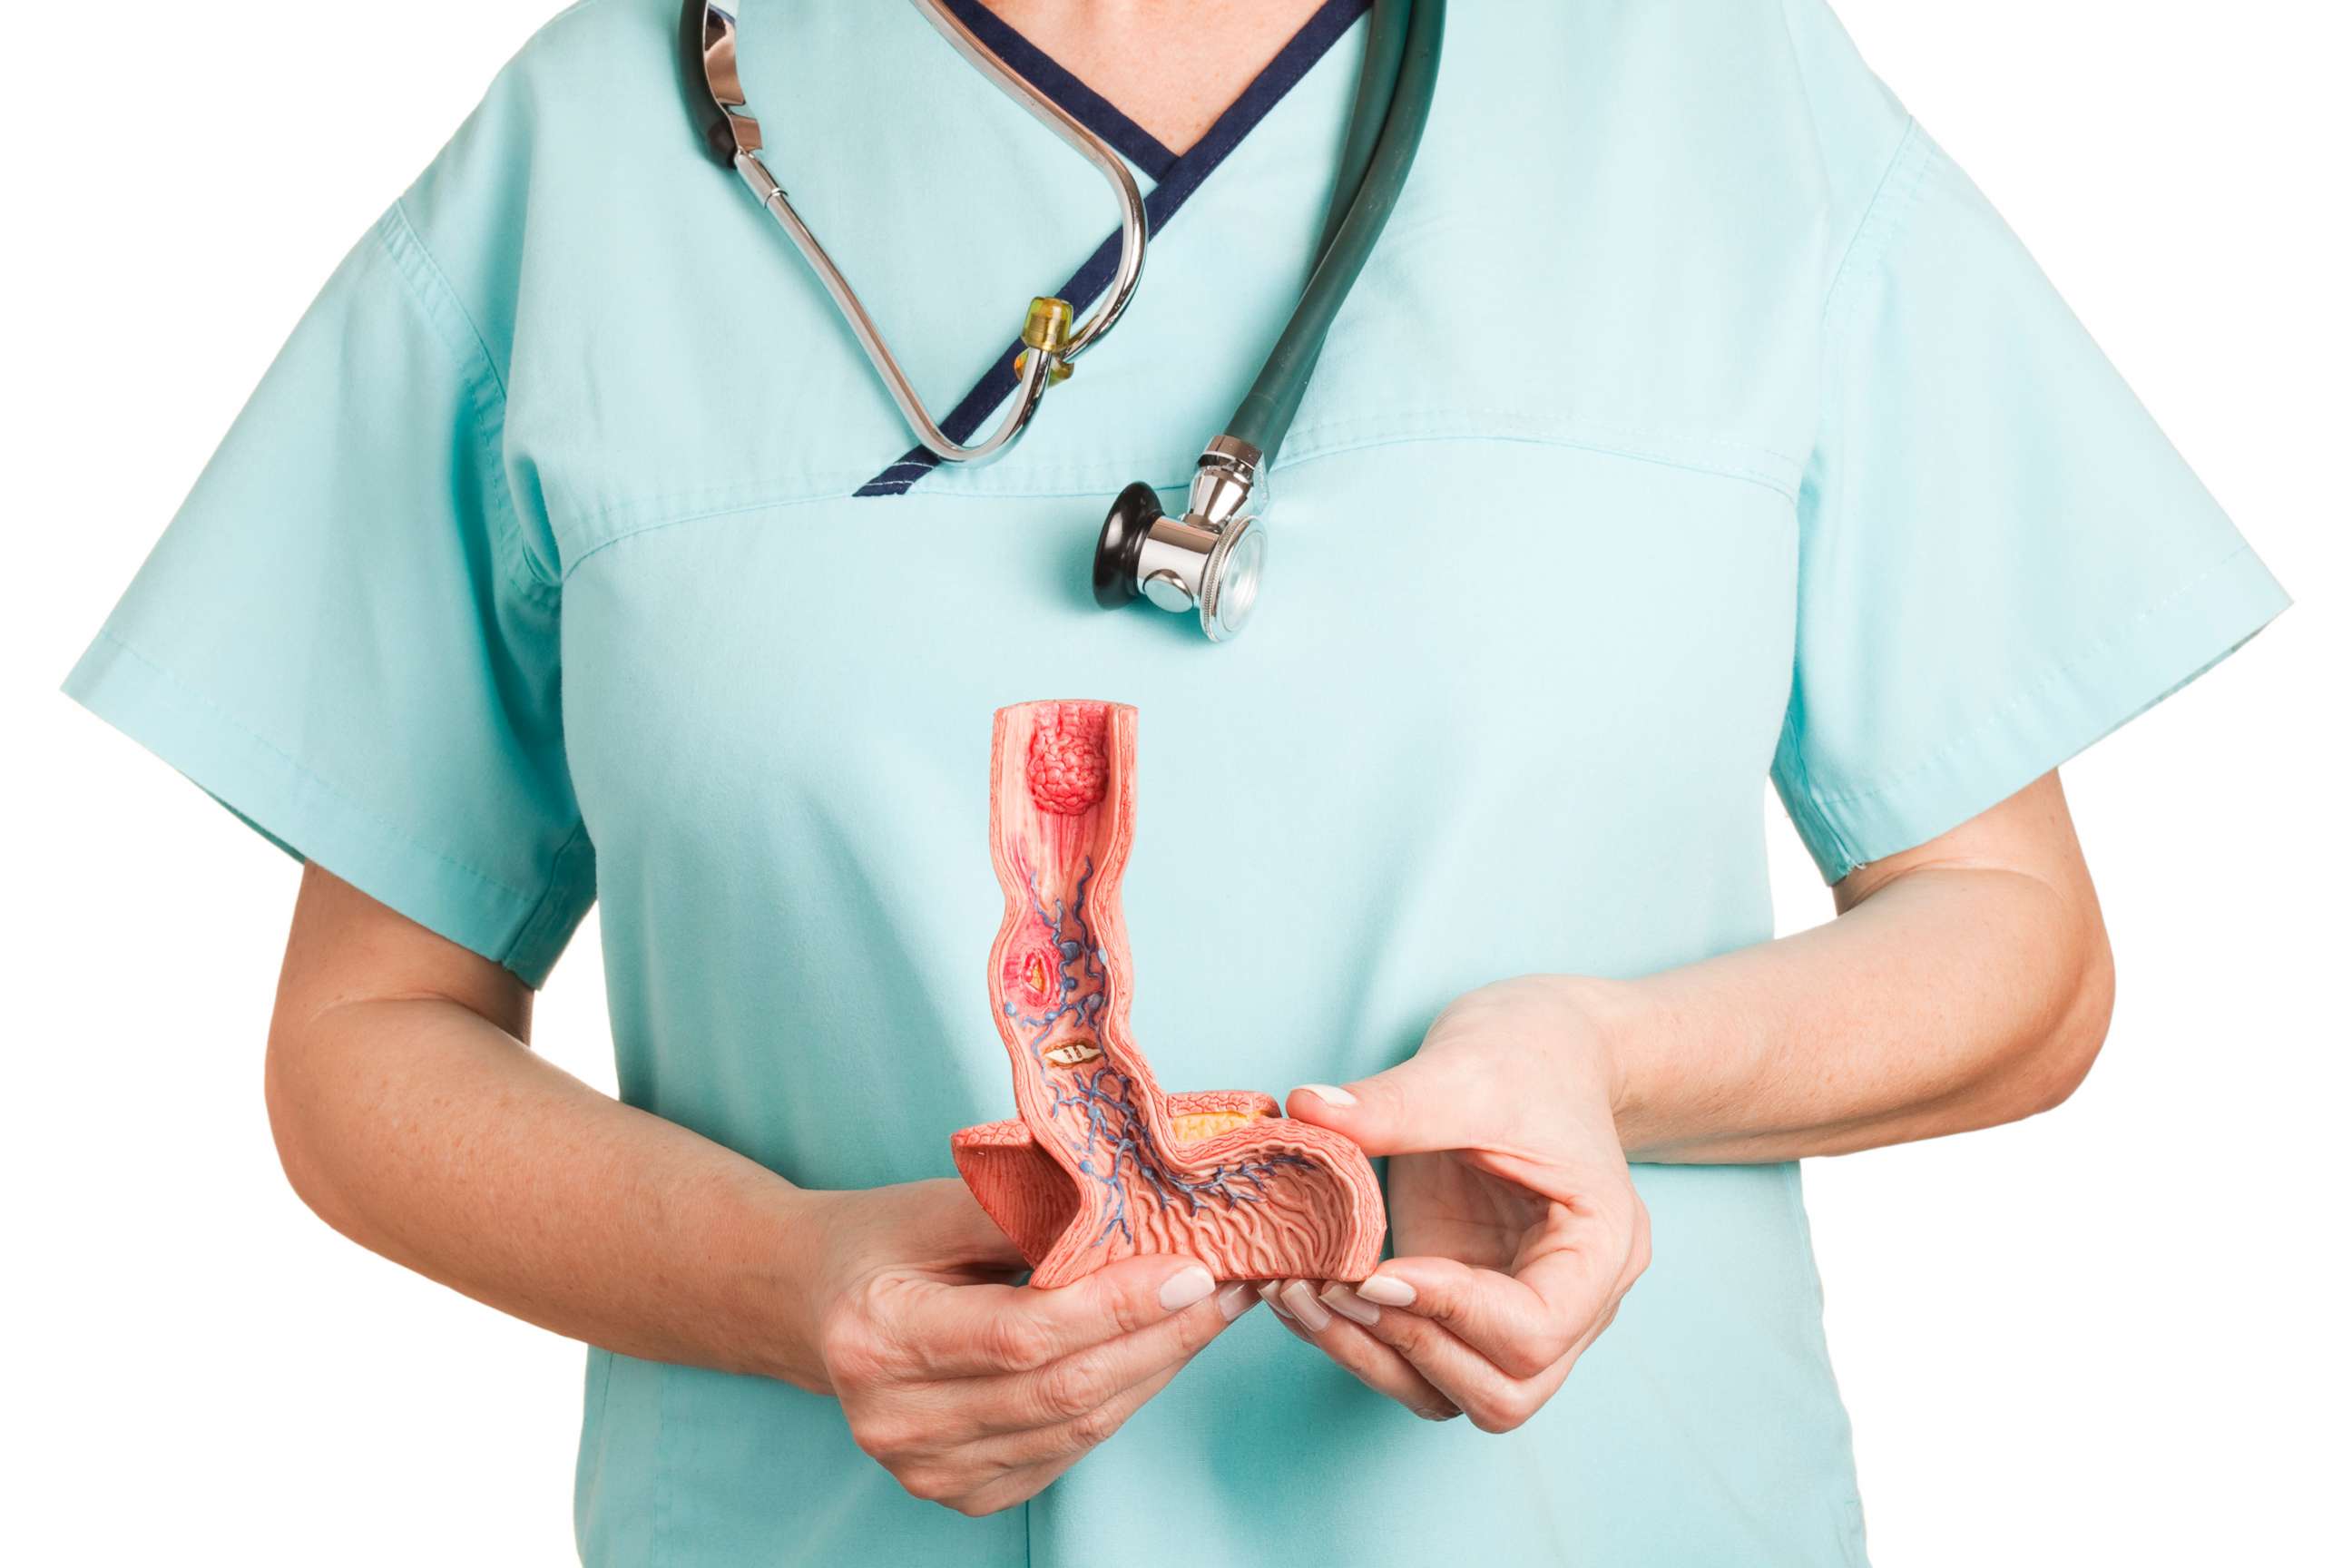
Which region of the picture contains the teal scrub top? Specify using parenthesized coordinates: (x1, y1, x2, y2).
(68, 1, 2288, 1563)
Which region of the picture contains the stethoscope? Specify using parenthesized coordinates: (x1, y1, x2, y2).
(683, 0, 1443, 641)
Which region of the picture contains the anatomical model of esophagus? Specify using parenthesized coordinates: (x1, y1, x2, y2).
(952, 701, 1386, 1286)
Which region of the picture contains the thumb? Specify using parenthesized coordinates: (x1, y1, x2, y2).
(1285, 1052, 1493, 1158)
(899, 1177, 1030, 1272)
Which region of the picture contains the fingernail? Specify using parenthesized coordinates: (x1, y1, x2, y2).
(1354, 1273, 1416, 1307)
(1256, 1281, 1295, 1320)
(1296, 1083, 1357, 1107)
(1279, 1279, 1334, 1332)
(1159, 1265, 1216, 1312)
(1215, 1281, 1256, 1321)
(1319, 1282, 1380, 1327)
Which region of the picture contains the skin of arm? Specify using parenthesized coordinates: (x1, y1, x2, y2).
(264, 864, 1257, 1516)
(1274, 770, 2114, 1428)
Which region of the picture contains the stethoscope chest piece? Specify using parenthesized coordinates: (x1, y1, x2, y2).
(1093, 437, 1269, 642)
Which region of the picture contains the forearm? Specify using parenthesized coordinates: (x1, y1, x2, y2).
(1589, 858, 2114, 1163)
(265, 994, 833, 1388)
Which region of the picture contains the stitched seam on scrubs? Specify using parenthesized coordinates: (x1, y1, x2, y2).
(1820, 118, 1931, 331)
(572, 399, 1807, 537)
(1278, 416, 1803, 497)
(83, 628, 547, 911)
(564, 488, 862, 582)
(378, 201, 562, 604)
(1777, 122, 1937, 877)
(569, 415, 1798, 557)
(508, 816, 594, 981)
(571, 417, 1798, 549)
(1773, 711, 1856, 877)
(1800, 541, 2266, 809)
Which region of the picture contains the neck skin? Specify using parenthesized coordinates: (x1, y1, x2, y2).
(980, 0, 1330, 153)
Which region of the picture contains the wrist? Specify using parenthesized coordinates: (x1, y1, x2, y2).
(736, 1180, 849, 1391)
(1535, 974, 1653, 1136)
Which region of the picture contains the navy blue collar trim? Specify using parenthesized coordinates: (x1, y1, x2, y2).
(936, 0, 1182, 180)
(857, 0, 1369, 498)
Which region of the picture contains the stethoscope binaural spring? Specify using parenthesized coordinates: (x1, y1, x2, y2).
(683, 0, 1443, 641)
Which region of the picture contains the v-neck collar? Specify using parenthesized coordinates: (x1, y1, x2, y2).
(858, 0, 1369, 497)
(936, 0, 1185, 180)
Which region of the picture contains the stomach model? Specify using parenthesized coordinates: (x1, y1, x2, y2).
(952, 701, 1387, 1286)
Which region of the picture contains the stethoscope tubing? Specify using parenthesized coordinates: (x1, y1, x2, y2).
(1226, 0, 1442, 459)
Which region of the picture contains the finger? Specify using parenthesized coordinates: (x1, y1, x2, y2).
(1342, 1293, 1567, 1433)
(947, 1455, 1080, 1519)
(1351, 1248, 1620, 1380)
(1286, 1053, 1503, 1158)
(981, 1338, 1197, 1468)
(905, 1179, 1033, 1269)
(967, 1279, 1258, 1432)
(1279, 1282, 1461, 1420)
(897, 1458, 1062, 1520)
(1256, 1279, 1462, 1420)
(905, 1256, 1229, 1378)
(1354, 1279, 1629, 1433)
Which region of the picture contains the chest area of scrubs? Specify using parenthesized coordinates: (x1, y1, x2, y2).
(518, 0, 1830, 1169)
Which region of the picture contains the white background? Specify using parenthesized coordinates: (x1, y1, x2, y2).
(4, 2, 2345, 1563)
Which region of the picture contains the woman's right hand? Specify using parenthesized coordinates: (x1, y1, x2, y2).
(265, 872, 1251, 1520)
(794, 1179, 1257, 1516)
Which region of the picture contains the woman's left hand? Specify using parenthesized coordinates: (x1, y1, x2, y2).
(1272, 976, 1650, 1431)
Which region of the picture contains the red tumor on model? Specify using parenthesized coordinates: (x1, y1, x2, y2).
(1025, 701, 1110, 817)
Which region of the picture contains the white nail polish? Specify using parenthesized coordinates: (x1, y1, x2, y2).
(1319, 1282, 1381, 1327)
(1215, 1281, 1256, 1321)
(1280, 1279, 1335, 1332)
(1297, 1083, 1357, 1107)
(1256, 1280, 1294, 1319)
(1354, 1273, 1416, 1308)
(1159, 1265, 1215, 1312)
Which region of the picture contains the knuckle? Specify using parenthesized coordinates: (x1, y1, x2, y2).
(847, 1408, 918, 1465)
(1100, 1282, 1153, 1338)
(981, 1312, 1057, 1373)
(1034, 1354, 1112, 1420)
(1524, 1326, 1577, 1377)
(1626, 1200, 1654, 1269)
(1065, 1401, 1123, 1452)
(818, 1289, 908, 1389)
(945, 1494, 999, 1519)
(817, 1318, 887, 1389)
(1368, 1308, 1438, 1355)
(892, 1463, 960, 1506)
(1417, 1284, 1473, 1330)
(1467, 1388, 1536, 1434)
(1491, 1334, 1558, 1381)
(1492, 1350, 1544, 1383)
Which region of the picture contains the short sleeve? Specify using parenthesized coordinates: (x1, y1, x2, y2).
(1771, 121, 2290, 881)
(63, 191, 593, 985)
